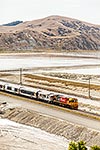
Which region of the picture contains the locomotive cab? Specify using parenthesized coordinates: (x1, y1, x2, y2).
(68, 98, 78, 109)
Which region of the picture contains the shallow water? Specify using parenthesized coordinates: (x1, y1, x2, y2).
(0, 55, 100, 75)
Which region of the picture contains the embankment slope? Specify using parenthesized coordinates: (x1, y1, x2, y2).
(2, 107, 100, 146)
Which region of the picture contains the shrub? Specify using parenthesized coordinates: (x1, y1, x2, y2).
(68, 141, 100, 150)
(68, 141, 87, 150)
(91, 145, 100, 150)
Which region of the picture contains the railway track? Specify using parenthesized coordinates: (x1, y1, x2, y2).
(23, 74, 100, 100)
(0, 74, 100, 119)
(1, 68, 100, 100)
(0, 89, 100, 121)
(24, 74, 100, 90)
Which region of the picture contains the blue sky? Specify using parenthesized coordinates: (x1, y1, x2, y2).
(0, 0, 100, 24)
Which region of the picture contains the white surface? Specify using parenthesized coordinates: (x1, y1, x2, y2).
(0, 55, 100, 75)
(0, 119, 68, 150)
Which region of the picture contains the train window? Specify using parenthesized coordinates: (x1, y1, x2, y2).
(47, 94, 50, 98)
(40, 94, 46, 98)
(70, 100, 74, 102)
(74, 99, 78, 102)
(14, 88, 18, 92)
(69, 99, 77, 102)
(0, 85, 3, 88)
(21, 89, 33, 95)
(7, 86, 12, 90)
(27, 91, 33, 95)
(42, 94, 46, 98)
(32, 92, 36, 96)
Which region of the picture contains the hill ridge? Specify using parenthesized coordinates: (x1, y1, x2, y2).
(0, 15, 100, 51)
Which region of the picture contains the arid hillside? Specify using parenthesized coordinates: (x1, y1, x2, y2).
(0, 15, 100, 51)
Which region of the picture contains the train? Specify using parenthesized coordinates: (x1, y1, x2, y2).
(0, 81, 78, 109)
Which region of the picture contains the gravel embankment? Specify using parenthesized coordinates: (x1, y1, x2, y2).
(1, 107, 100, 147)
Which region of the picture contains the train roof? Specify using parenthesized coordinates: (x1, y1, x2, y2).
(38, 89, 54, 95)
(0, 81, 21, 88)
(5, 83, 22, 88)
(0, 81, 39, 92)
(20, 86, 39, 92)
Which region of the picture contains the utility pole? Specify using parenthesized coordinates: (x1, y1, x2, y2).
(88, 77, 91, 99)
(19, 68, 22, 85)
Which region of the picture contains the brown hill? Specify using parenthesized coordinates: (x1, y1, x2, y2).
(0, 15, 100, 51)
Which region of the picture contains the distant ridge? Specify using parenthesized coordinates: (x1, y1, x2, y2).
(0, 15, 100, 51)
(2, 21, 23, 26)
